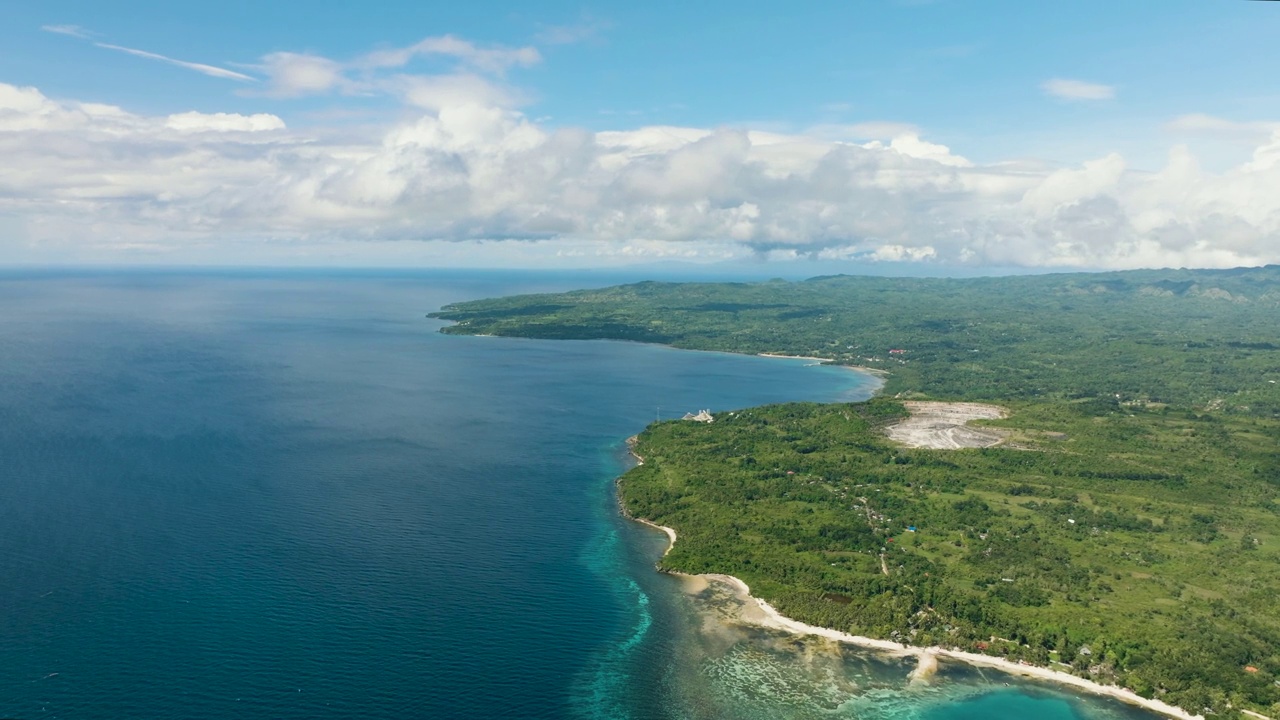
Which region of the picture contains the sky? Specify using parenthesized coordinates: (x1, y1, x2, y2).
(2, 0, 1279, 270)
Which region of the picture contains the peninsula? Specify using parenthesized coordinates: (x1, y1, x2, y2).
(430, 267, 1280, 719)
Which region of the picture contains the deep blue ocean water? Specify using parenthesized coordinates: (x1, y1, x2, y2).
(0, 271, 1165, 720)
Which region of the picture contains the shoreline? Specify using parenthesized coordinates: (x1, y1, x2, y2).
(620, 355, 1203, 720)
(625, 512, 1204, 720)
(756, 352, 890, 378)
(756, 352, 833, 363)
(619, 442, 677, 558)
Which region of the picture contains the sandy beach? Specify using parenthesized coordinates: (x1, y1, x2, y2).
(757, 352, 834, 362)
(630, 515, 1205, 720)
(757, 352, 891, 378)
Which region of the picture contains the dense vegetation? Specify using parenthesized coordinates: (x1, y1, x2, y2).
(430, 267, 1280, 717)
(431, 266, 1280, 415)
(626, 401, 1280, 717)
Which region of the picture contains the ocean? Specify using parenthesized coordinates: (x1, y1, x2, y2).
(0, 270, 1164, 720)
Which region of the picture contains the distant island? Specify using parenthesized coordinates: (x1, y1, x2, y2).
(430, 267, 1280, 720)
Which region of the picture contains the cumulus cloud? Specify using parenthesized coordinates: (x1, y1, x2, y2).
(2, 80, 1280, 269)
(1042, 78, 1115, 101)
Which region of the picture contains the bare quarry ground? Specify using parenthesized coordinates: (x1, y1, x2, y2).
(885, 401, 1009, 449)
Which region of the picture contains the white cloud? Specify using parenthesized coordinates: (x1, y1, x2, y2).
(42, 25, 254, 81)
(91, 42, 255, 81)
(1042, 78, 1115, 101)
(1021, 154, 1125, 215)
(885, 134, 973, 167)
(1166, 113, 1280, 141)
(845, 121, 921, 139)
(40, 24, 92, 39)
(388, 73, 522, 111)
(98, 43, 254, 81)
(3, 80, 1280, 270)
(164, 111, 285, 133)
(0, 84, 67, 130)
(868, 244, 938, 262)
(247, 36, 538, 108)
(358, 35, 540, 74)
(255, 52, 350, 97)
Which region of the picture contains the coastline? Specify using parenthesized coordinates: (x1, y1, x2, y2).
(756, 352, 891, 377)
(625, 511, 1204, 720)
(757, 352, 833, 362)
(619, 441, 677, 558)
(621, 352, 1203, 720)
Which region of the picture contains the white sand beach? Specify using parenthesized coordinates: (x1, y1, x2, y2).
(631, 516, 1205, 720)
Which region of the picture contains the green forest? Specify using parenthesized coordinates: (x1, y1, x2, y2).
(430, 267, 1280, 718)
(431, 266, 1280, 415)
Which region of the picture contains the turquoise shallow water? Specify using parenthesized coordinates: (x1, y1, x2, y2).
(0, 271, 1167, 720)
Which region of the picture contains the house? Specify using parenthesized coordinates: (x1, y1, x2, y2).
(682, 409, 714, 423)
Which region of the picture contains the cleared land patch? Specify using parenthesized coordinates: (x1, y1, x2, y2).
(884, 401, 1008, 449)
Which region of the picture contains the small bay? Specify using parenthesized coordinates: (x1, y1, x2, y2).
(0, 271, 1165, 720)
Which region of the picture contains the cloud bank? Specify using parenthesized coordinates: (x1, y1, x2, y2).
(1, 77, 1278, 268)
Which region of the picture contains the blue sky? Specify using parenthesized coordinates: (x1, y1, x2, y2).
(1, 1, 1279, 268)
